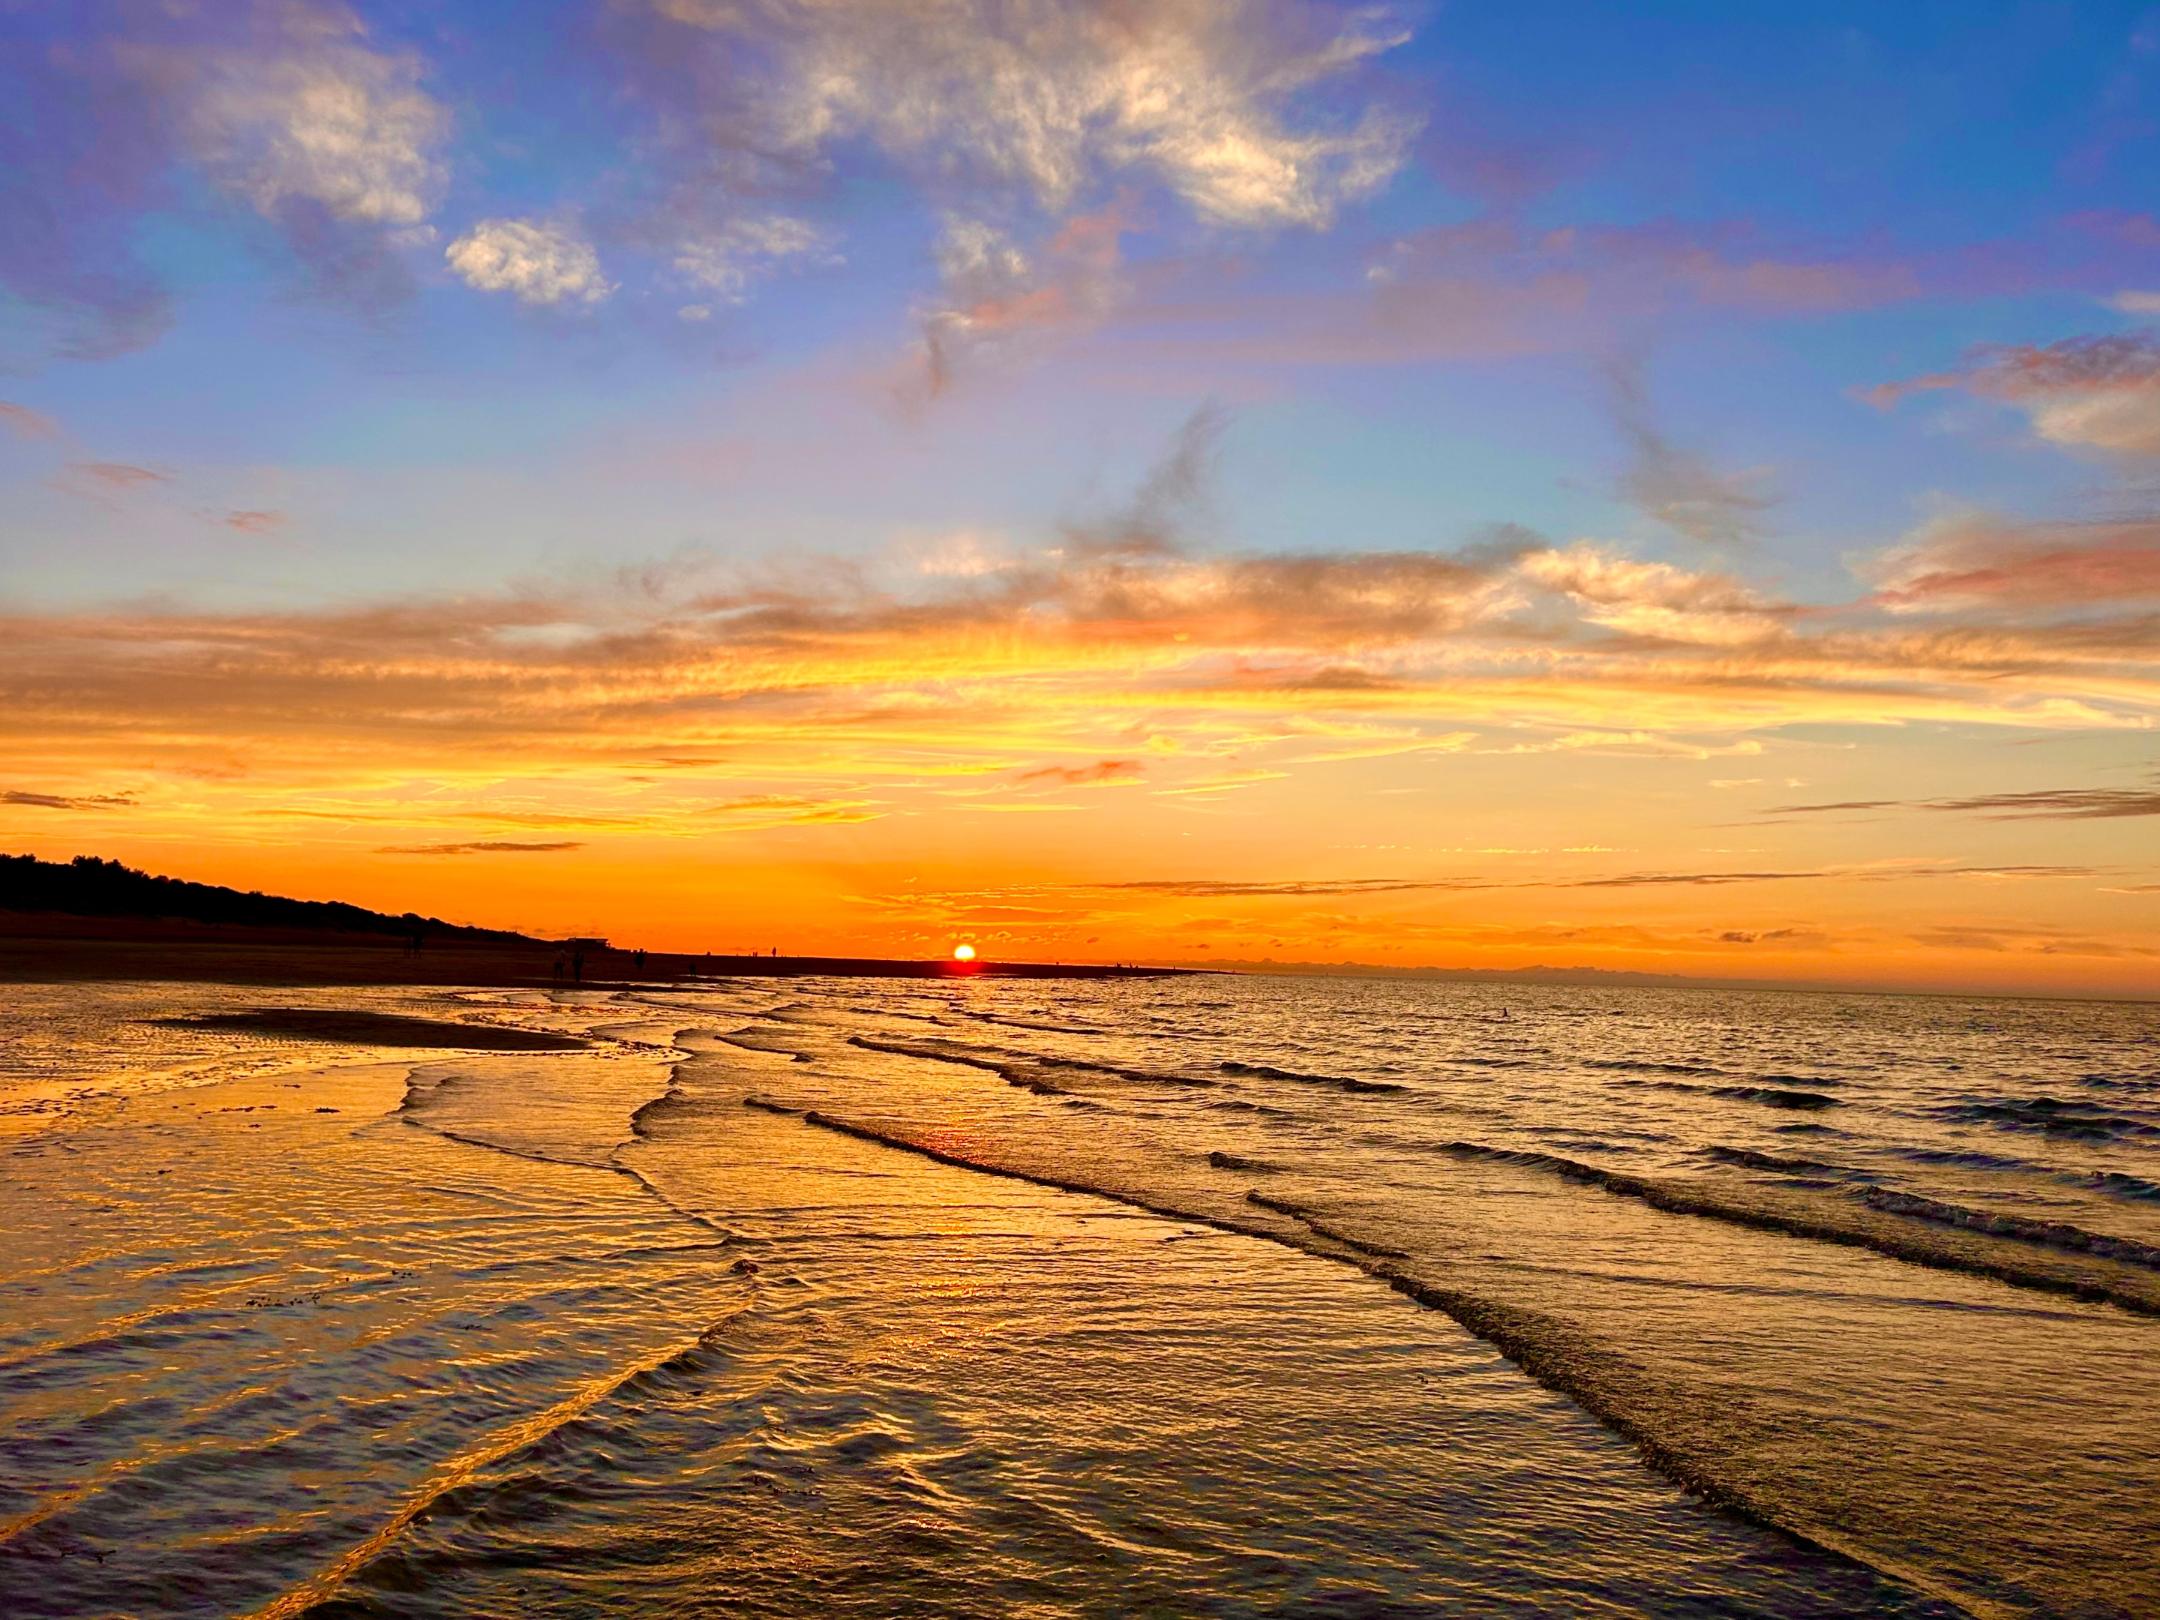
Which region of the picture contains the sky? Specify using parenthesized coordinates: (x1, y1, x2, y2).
(2, 0, 2158, 995)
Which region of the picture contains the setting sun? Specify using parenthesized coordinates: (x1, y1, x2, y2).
(952, 943, 977, 962)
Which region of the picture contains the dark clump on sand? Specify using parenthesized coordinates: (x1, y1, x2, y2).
(150, 1009, 591, 1051)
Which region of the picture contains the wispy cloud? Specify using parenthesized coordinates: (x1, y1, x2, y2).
(4, 788, 135, 810)
(60, 461, 171, 493)
(1096, 877, 1468, 897)
(378, 840, 584, 855)
(1869, 332, 2160, 457)
(0, 403, 60, 440)
(1607, 361, 1778, 544)
(223, 509, 290, 536)
(1016, 759, 1145, 786)
(625, 0, 1416, 228)
(1769, 787, 2160, 820)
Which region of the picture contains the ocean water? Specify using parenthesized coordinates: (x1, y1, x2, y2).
(2, 973, 2156, 1617)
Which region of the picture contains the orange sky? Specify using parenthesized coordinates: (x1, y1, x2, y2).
(4, 1, 2159, 997)
(5, 503, 2155, 996)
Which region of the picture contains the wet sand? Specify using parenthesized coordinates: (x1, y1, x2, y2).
(150, 1010, 593, 1051)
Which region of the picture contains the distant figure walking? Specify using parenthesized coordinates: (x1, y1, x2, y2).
(572, 947, 585, 983)
(552, 957, 564, 981)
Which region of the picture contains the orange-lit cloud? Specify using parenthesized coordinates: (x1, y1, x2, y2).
(1870, 332, 2160, 457)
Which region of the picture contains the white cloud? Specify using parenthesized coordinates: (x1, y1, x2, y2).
(178, 7, 446, 227)
(937, 219, 1032, 286)
(647, 0, 1415, 228)
(447, 218, 614, 306)
(673, 214, 833, 302)
(1517, 544, 1787, 644)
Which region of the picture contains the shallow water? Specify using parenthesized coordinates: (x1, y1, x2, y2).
(2, 974, 2154, 1615)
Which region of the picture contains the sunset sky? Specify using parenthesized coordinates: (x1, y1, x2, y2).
(3, 0, 2158, 993)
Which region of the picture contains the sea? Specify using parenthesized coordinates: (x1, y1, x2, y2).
(2, 973, 2156, 1617)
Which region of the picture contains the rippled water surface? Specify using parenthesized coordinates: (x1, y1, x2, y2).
(2, 974, 2155, 1616)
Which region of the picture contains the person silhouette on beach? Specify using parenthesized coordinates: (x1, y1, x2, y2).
(572, 947, 584, 982)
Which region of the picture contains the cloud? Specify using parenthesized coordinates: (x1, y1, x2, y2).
(447, 218, 613, 306)
(1770, 787, 2160, 820)
(1870, 332, 2160, 457)
(57, 461, 172, 499)
(911, 208, 1127, 400)
(1564, 869, 1816, 888)
(1016, 759, 1144, 786)
(0, 403, 60, 440)
(1088, 862, 2103, 900)
(1867, 513, 2160, 611)
(378, 840, 584, 855)
(0, 0, 447, 353)
(702, 794, 885, 827)
(3, 789, 135, 810)
(1517, 543, 1787, 643)
(1066, 398, 1226, 556)
(223, 509, 290, 536)
(3, 462, 2158, 806)
(634, 0, 1415, 228)
(1095, 877, 1470, 897)
(1608, 362, 1777, 544)
(673, 214, 832, 303)
(174, 6, 446, 231)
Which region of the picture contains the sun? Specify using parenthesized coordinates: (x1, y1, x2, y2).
(952, 942, 977, 962)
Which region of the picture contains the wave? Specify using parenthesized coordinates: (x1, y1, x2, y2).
(626, 1076, 691, 1140)
(1207, 1150, 1280, 1173)
(2072, 1170, 2160, 1201)
(1244, 1190, 1410, 1259)
(1428, 1141, 2160, 1317)
(1884, 1144, 2037, 1173)
(1716, 1085, 1840, 1111)
(856, 1006, 946, 1023)
(1619, 1077, 1840, 1111)
(1942, 1096, 2158, 1139)
(717, 1029, 817, 1061)
(848, 1033, 1210, 1092)
(1218, 1061, 1406, 1095)
(1585, 1058, 1730, 1078)
(847, 1034, 1009, 1074)
(1704, 1145, 1834, 1174)
(1859, 1189, 2160, 1272)
(958, 1011, 1108, 1036)
(2078, 1071, 2159, 1092)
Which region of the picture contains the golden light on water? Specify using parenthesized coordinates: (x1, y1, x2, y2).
(953, 943, 977, 962)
